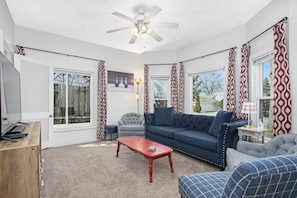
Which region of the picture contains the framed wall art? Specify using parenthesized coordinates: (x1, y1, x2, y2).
(107, 70, 134, 92)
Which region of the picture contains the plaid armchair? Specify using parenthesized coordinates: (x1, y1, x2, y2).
(178, 154, 297, 198)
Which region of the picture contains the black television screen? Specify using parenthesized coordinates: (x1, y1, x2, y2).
(0, 52, 22, 136)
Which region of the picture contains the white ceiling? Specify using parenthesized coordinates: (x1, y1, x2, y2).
(5, 0, 272, 54)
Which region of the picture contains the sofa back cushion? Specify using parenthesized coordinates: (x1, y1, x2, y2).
(187, 115, 214, 133)
(173, 113, 190, 128)
(208, 111, 233, 138)
(154, 107, 174, 126)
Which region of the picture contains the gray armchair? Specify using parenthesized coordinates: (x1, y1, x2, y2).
(225, 134, 297, 171)
(118, 112, 145, 137)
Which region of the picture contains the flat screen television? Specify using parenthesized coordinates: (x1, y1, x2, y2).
(0, 51, 22, 138)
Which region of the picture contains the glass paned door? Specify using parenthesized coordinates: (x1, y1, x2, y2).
(54, 72, 90, 125)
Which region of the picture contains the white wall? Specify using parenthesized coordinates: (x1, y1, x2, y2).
(176, 25, 246, 113)
(289, 0, 297, 133)
(15, 27, 141, 146)
(0, 0, 15, 58)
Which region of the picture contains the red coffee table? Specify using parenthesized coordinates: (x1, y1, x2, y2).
(116, 136, 174, 182)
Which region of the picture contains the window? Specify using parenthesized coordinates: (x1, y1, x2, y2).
(153, 78, 169, 108)
(54, 71, 91, 125)
(256, 58, 274, 138)
(192, 70, 224, 114)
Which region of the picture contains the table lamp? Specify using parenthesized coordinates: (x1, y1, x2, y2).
(241, 102, 256, 128)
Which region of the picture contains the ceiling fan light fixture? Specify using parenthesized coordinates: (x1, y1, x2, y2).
(139, 24, 147, 33)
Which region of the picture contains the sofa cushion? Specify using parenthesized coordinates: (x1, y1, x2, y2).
(175, 130, 217, 152)
(148, 126, 187, 139)
(208, 111, 233, 138)
(154, 107, 174, 126)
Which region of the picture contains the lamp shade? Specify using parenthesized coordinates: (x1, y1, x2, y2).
(241, 102, 256, 114)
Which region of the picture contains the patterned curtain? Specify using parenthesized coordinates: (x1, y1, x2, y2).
(170, 65, 178, 112)
(273, 21, 292, 136)
(178, 63, 185, 113)
(226, 48, 236, 115)
(97, 61, 107, 139)
(238, 44, 250, 119)
(143, 65, 150, 113)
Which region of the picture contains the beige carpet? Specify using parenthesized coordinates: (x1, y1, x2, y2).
(41, 140, 219, 198)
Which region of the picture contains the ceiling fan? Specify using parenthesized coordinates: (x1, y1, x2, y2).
(106, 6, 179, 44)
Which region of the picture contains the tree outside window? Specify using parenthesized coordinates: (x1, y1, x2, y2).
(192, 70, 224, 114)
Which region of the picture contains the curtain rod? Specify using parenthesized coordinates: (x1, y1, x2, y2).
(145, 63, 177, 66)
(16, 45, 105, 62)
(179, 46, 237, 64)
(246, 17, 287, 45)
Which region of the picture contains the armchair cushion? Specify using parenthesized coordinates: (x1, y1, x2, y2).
(154, 107, 174, 126)
(225, 147, 259, 171)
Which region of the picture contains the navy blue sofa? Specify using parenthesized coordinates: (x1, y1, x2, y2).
(144, 108, 247, 169)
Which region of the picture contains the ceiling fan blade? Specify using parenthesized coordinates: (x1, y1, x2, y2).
(150, 31, 162, 42)
(129, 34, 138, 44)
(112, 12, 134, 22)
(106, 26, 133, 33)
(145, 6, 162, 20)
(151, 23, 179, 29)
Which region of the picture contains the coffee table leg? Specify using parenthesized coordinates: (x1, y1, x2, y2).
(149, 157, 153, 182)
(116, 142, 120, 157)
(168, 153, 174, 172)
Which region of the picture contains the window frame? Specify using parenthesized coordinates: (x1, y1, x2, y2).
(150, 75, 170, 110)
(252, 52, 274, 139)
(189, 68, 225, 116)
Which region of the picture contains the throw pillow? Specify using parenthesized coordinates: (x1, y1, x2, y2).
(154, 107, 174, 126)
(208, 111, 233, 138)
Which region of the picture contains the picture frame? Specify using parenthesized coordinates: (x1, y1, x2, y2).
(107, 70, 134, 92)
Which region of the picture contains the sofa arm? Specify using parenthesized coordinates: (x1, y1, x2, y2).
(216, 119, 247, 168)
(218, 119, 248, 149)
(237, 141, 267, 158)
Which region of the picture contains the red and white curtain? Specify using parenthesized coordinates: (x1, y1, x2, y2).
(178, 63, 185, 113)
(143, 65, 150, 113)
(238, 44, 250, 119)
(170, 65, 178, 112)
(226, 48, 236, 115)
(97, 61, 107, 139)
(273, 21, 292, 136)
